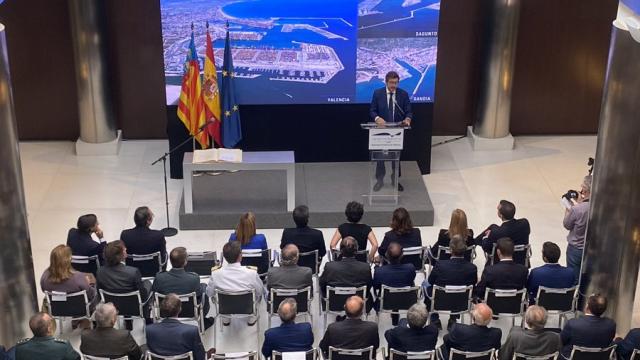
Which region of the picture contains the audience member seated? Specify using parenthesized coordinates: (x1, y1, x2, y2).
(152, 247, 213, 329)
(280, 205, 326, 262)
(440, 304, 502, 360)
(80, 302, 142, 360)
(66, 213, 106, 262)
(319, 296, 379, 357)
(373, 242, 416, 325)
(430, 209, 475, 261)
(13, 312, 80, 360)
(615, 328, 640, 360)
(330, 201, 379, 262)
(267, 244, 313, 291)
(262, 298, 314, 358)
(229, 212, 268, 250)
(378, 207, 422, 260)
(120, 206, 167, 270)
(527, 242, 576, 304)
(146, 294, 210, 360)
(40, 245, 98, 327)
(96, 240, 153, 324)
(424, 235, 477, 329)
(384, 303, 438, 354)
(499, 305, 562, 360)
(475, 200, 530, 256)
(560, 294, 616, 358)
(207, 241, 265, 326)
(474, 238, 528, 299)
(319, 237, 373, 313)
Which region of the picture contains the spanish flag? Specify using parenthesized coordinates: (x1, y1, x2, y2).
(177, 24, 209, 149)
(202, 22, 222, 147)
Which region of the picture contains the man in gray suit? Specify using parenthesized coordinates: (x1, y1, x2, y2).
(267, 244, 313, 291)
(499, 305, 562, 360)
(80, 303, 142, 360)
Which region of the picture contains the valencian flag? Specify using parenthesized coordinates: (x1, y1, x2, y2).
(202, 22, 222, 147)
(221, 23, 242, 148)
(177, 24, 209, 149)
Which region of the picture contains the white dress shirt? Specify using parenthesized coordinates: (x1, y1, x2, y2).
(206, 262, 265, 301)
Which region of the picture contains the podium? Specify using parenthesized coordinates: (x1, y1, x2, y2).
(361, 122, 410, 206)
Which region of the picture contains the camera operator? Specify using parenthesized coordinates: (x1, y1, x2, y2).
(562, 175, 592, 284)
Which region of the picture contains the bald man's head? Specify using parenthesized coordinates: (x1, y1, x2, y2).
(340, 236, 358, 258)
(386, 242, 403, 264)
(278, 298, 297, 323)
(29, 312, 54, 337)
(280, 244, 299, 266)
(344, 296, 364, 318)
(471, 303, 493, 326)
(524, 305, 547, 330)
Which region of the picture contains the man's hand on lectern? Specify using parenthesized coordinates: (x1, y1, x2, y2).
(375, 116, 385, 126)
(401, 117, 411, 127)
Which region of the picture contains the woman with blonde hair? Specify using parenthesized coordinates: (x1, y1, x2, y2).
(430, 209, 475, 261)
(229, 212, 268, 250)
(40, 244, 98, 321)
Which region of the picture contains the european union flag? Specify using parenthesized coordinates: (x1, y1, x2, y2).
(221, 26, 242, 148)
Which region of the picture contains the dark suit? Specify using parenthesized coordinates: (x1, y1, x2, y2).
(441, 323, 502, 360)
(280, 226, 326, 260)
(560, 315, 616, 358)
(262, 322, 314, 358)
(385, 318, 438, 353)
(96, 263, 152, 320)
(120, 226, 167, 268)
(475, 218, 531, 254)
(526, 263, 576, 304)
(369, 87, 413, 181)
(80, 327, 142, 360)
(319, 257, 372, 298)
(425, 257, 477, 320)
(372, 263, 416, 293)
(13, 336, 80, 360)
(615, 328, 640, 360)
(267, 264, 313, 291)
(475, 260, 528, 298)
(152, 268, 210, 324)
(319, 318, 379, 356)
(378, 229, 422, 258)
(499, 327, 562, 360)
(66, 228, 106, 262)
(146, 319, 206, 360)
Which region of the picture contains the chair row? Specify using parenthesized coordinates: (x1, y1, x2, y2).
(70, 242, 533, 283)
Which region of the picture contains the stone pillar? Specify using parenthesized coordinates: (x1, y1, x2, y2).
(68, 0, 121, 155)
(581, 2, 640, 335)
(469, 0, 520, 150)
(0, 23, 38, 347)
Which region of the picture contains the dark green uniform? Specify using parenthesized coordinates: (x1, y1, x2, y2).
(14, 336, 79, 360)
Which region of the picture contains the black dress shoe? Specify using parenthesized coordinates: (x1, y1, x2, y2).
(373, 181, 383, 192)
(447, 318, 457, 330)
(398, 183, 404, 192)
(430, 318, 442, 330)
(336, 315, 346, 322)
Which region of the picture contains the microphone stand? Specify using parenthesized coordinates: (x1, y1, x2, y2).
(150, 122, 212, 237)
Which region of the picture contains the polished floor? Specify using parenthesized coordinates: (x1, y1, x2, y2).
(20, 135, 612, 356)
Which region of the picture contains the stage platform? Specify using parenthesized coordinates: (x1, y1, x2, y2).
(179, 161, 434, 230)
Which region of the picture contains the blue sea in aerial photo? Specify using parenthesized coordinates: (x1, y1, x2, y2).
(358, 0, 440, 38)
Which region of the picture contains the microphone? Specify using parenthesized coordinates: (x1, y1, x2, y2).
(393, 97, 405, 117)
(198, 120, 215, 131)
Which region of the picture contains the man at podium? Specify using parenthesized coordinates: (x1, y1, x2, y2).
(369, 71, 413, 192)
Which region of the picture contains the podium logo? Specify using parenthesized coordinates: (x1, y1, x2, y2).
(373, 131, 403, 137)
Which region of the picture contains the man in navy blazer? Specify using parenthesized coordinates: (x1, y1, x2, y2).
(475, 200, 530, 261)
(369, 71, 413, 192)
(440, 303, 502, 360)
(146, 294, 208, 360)
(615, 328, 640, 360)
(373, 242, 416, 324)
(474, 238, 528, 299)
(560, 294, 616, 358)
(262, 298, 314, 358)
(424, 235, 477, 328)
(66, 214, 107, 263)
(120, 206, 167, 269)
(527, 242, 575, 304)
